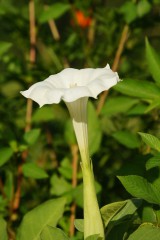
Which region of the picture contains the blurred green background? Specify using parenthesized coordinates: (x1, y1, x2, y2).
(1, 0, 160, 239)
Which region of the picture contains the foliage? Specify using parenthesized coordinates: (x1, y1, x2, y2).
(1, 0, 160, 239)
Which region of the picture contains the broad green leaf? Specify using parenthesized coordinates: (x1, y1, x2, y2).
(118, 175, 160, 204)
(111, 198, 142, 223)
(138, 132, 160, 152)
(112, 130, 140, 149)
(146, 39, 160, 85)
(74, 219, 84, 232)
(137, 0, 151, 17)
(146, 154, 160, 170)
(22, 163, 48, 179)
(0, 147, 13, 167)
(17, 197, 66, 240)
(0, 41, 12, 56)
(101, 201, 126, 227)
(41, 226, 69, 240)
(127, 224, 160, 240)
(101, 199, 142, 227)
(23, 129, 41, 145)
(0, 218, 8, 240)
(114, 78, 160, 99)
(50, 174, 72, 196)
(88, 102, 102, 154)
(102, 97, 138, 117)
(39, 3, 70, 23)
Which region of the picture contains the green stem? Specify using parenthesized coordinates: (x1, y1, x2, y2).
(65, 98, 104, 239)
(81, 161, 104, 239)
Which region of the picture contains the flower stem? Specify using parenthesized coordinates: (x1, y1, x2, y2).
(81, 160, 104, 239)
(66, 98, 104, 239)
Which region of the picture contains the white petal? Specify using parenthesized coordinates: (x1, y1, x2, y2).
(20, 64, 120, 105)
(20, 82, 63, 107)
(63, 86, 92, 102)
(65, 97, 89, 162)
(87, 72, 119, 98)
(77, 68, 107, 86)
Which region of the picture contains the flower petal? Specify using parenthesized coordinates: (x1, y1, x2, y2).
(63, 86, 92, 102)
(87, 72, 119, 98)
(20, 82, 63, 107)
(20, 64, 120, 105)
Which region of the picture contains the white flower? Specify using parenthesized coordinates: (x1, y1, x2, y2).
(21, 64, 120, 239)
(20, 64, 119, 107)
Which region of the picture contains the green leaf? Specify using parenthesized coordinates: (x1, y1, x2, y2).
(101, 201, 127, 227)
(101, 199, 142, 227)
(23, 129, 41, 145)
(138, 132, 160, 152)
(74, 219, 84, 232)
(137, 0, 151, 18)
(146, 154, 160, 170)
(0, 218, 8, 240)
(127, 224, 160, 240)
(17, 197, 66, 240)
(88, 102, 102, 154)
(39, 3, 70, 23)
(41, 226, 70, 240)
(118, 175, 160, 204)
(22, 163, 48, 179)
(50, 174, 72, 196)
(110, 198, 142, 223)
(102, 97, 138, 117)
(146, 38, 160, 85)
(58, 158, 72, 180)
(0, 41, 12, 56)
(112, 130, 140, 149)
(0, 147, 13, 167)
(114, 78, 160, 99)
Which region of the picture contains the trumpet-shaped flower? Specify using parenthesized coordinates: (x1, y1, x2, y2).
(21, 64, 120, 239)
(20, 64, 119, 107)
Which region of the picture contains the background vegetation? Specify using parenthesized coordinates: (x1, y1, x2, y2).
(1, 0, 160, 239)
